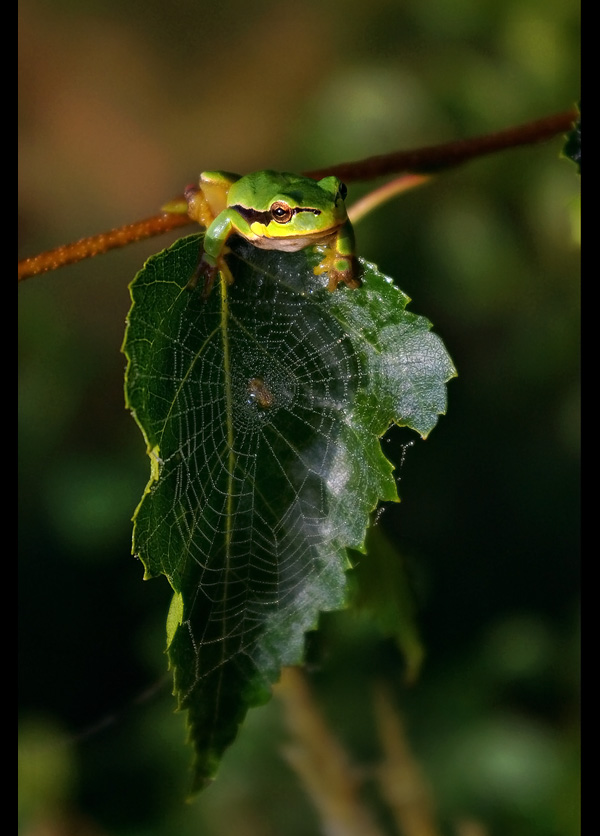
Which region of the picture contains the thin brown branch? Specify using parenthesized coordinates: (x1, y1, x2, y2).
(373, 685, 442, 836)
(305, 107, 578, 181)
(18, 212, 192, 281)
(18, 107, 577, 282)
(275, 666, 385, 836)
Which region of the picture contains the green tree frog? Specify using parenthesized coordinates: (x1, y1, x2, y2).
(164, 170, 361, 297)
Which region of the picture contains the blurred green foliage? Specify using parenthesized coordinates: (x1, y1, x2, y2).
(19, 0, 579, 833)
(563, 104, 581, 172)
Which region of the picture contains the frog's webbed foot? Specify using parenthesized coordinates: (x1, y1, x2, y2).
(314, 249, 362, 292)
(186, 250, 234, 300)
(325, 262, 362, 292)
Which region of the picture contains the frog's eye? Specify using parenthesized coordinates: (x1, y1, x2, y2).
(338, 183, 348, 201)
(270, 201, 294, 224)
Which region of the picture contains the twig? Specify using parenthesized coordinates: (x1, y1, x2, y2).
(275, 666, 385, 836)
(305, 108, 578, 181)
(18, 108, 577, 281)
(373, 684, 441, 836)
(18, 213, 191, 281)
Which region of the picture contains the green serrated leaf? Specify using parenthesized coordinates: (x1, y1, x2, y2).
(122, 233, 455, 793)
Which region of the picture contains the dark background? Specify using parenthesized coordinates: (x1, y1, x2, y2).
(19, 1, 580, 834)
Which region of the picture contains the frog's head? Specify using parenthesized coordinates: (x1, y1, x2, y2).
(228, 171, 349, 246)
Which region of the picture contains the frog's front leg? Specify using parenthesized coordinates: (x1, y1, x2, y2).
(188, 209, 249, 297)
(181, 174, 241, 297)
(313, 220, 361, 292)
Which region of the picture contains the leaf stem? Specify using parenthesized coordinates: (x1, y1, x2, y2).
(348, 173, 432, 224)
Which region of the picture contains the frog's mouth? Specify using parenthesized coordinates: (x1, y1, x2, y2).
(245, 226, 340, 251)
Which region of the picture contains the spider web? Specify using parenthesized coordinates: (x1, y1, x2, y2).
(124, 234, 454, 789)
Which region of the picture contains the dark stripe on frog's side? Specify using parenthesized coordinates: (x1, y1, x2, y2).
(232, 205, 322, 225)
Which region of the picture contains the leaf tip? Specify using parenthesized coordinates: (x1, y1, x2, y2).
(186, 773, 216, 801)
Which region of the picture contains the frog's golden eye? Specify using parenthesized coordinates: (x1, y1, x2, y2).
(270, 201, 294, 224)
